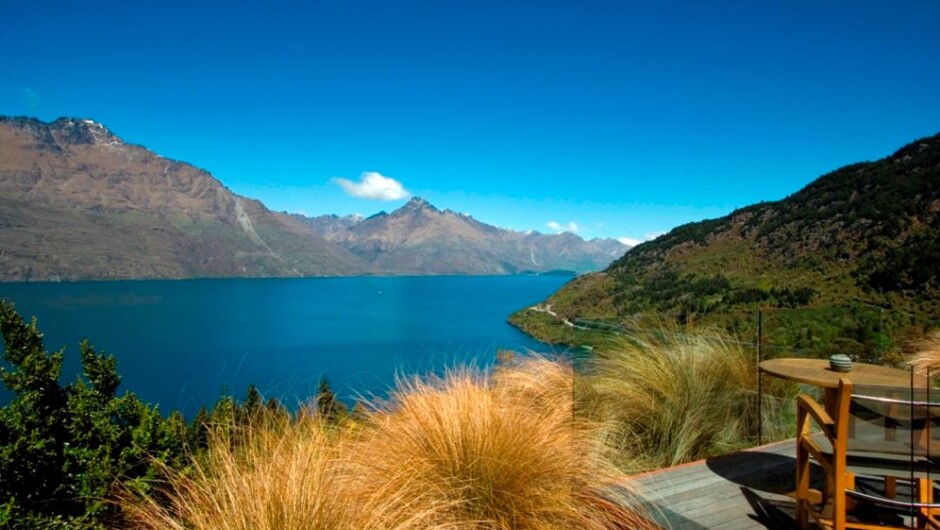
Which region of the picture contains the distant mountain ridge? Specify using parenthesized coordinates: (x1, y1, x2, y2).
(0, 116, 627, 280)
(512, 131, 940, 354)
(298, 197, 627, 275)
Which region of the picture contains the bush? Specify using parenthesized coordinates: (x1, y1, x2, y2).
(0, 300, 194, 529)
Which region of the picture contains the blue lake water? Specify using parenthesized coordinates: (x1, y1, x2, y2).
(0, 276, 569, 417)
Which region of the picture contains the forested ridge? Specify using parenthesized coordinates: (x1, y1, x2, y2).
(512, 132, 940, 357)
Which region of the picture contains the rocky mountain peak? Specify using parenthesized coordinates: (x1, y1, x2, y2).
(0, 116, 123, 147)
(49, 117, 122, 146)
(401, 196, 436, 212)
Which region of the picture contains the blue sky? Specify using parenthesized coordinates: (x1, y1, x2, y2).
(2, 1, 939, 244)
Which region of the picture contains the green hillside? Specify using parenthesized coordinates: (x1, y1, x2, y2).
(512, 132, 940, 359)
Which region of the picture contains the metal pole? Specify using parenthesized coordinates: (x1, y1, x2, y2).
(757, 309, 763, 446)
(910, 366, 916, 524)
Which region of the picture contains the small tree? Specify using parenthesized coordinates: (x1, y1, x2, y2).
(238, 384, 264, 424)
(316, 375, 348, 423)
(189, 405, 211, 450)
(0, 300, 70, 523)
(0, 300, 188, 529)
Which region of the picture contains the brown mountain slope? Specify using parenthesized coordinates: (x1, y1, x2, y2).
(0, 117, 366, 280)
(305, 197, 628, 275)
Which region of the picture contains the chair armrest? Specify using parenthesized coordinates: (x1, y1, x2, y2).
(798, 393, 835, 430)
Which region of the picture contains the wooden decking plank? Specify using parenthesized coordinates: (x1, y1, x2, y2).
(675, 489, 778, 518)
(633, 440, 801, 529)
(638, 467, 738, 498)
(636, 460, 793, 502)
(635, 442, 797, 497)
(645, 490, 760, 528)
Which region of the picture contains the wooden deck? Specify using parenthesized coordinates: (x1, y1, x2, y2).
(631, 440, 803, 530)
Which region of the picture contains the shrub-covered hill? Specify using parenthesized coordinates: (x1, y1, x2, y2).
(512, 132, 940, 357)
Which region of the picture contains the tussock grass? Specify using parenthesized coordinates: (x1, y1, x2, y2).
(120, 416, 396, 530)
(122, 356, 656, 530)
(580, 324, 795, 471)
(906, 331, 940, 377)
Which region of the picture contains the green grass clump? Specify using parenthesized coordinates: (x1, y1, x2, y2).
(578, 324, 796, 471)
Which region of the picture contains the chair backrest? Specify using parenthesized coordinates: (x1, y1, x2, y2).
(796, 378, 853, 457)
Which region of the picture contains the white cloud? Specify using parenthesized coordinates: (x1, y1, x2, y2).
(547, 220, 579, 233)
(617, 231, 667, 247)
(332, 171, 410, 200)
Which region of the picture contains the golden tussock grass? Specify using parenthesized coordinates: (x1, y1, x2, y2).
(906, 331, 940, 377)
(121, 356, 657, 530)
(120, 415, 401, 530)
(579, 324, 795, 471)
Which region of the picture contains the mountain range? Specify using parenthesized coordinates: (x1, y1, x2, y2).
(0, 116, 627, 281)
(511, 132, 940, 357)
(295, 198, 626, 275)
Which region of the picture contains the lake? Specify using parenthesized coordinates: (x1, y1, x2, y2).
(0, 275, 569, 417)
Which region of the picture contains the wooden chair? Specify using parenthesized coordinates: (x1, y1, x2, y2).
(796, 378, 940, 530)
